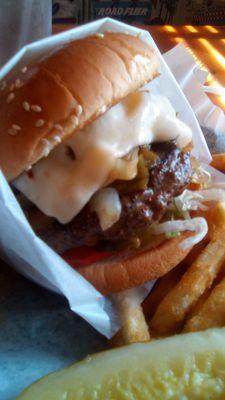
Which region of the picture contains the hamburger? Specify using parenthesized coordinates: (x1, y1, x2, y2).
(0, 32, 209, 294)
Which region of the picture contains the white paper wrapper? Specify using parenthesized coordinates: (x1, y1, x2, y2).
(164, 44, 225, 153)
(0, 18, 214, 338)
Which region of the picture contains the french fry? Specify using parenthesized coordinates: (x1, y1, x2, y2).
(183, 276, 225, 332)
(149, 202, 225, 336)
(188, 181, 202, 191)
(182, 239, 208, 268)
(108, 330, 124, 348)
(116, 289, 150, 344)
(185, 288, 211, 321)
(207, 201, 225, 240)
(211, 153, 225, 171)
(142, 263, 187, 321)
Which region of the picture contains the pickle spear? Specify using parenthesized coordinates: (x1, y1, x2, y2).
(18, 328, 225, 400)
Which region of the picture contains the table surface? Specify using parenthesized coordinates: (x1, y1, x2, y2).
(0, 263, 106, 400)
(1, 23, 225, 400)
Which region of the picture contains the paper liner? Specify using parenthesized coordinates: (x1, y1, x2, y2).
(0, 18, 218, 337)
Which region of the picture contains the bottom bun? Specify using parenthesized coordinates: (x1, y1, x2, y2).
(77, 232, 192, 295)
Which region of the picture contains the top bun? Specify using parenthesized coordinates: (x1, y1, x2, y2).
(0, 32, 159, 181)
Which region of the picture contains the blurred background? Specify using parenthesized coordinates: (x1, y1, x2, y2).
(2, 1, 225, 96)
(52, 0, 225, 25)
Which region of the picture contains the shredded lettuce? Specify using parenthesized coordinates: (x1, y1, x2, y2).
(152, 217, 208, 250)
(174, 189, 225, 213)
(165, 231, 181, 239)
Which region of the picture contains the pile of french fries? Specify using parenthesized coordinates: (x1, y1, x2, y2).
(111, 154, 225, 346)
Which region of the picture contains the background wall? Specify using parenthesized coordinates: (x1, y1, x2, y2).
(52, 0, 225, 25)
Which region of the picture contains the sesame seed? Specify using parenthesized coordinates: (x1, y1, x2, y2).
(35, 119, 45, 127)
(10, 83, 15, 91)
(0, 81, 6, 91)
(31, 105, 42, 112)
(70, 115, 79, 127)
(136, 32, 142, 38)
(15, 78, 22, 88)
(25, 165, 32, 171)
(101, 105, 107, 113)
(8, 128, 18, 136)
(53, 135, 61, 143)
(12, 124, 21, 131)
(6, 93, 15, 103)
(54, 123, 63, 132)
(43, 148, 50, 157)
(23, 101, 30, 111)
(41, 138, 51, 157)
(18, 82, 23, 88)
(21, 66, 27, 73)
(76, 104, 83, 117)
(96, 32, 104, 38)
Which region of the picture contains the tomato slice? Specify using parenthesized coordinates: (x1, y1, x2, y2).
(62, 246, 112, 268)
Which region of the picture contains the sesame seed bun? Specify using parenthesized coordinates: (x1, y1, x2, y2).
(0, 32, 159, 181)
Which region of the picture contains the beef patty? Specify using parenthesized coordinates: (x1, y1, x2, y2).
(35, 141, 193, 251)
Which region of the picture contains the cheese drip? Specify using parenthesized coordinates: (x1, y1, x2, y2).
(14, 91, 193, 224)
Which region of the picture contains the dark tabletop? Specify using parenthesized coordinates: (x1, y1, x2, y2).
(0, 260, 106, 399)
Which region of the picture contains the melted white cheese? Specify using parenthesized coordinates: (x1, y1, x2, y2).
(14, 91, 193, 224)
